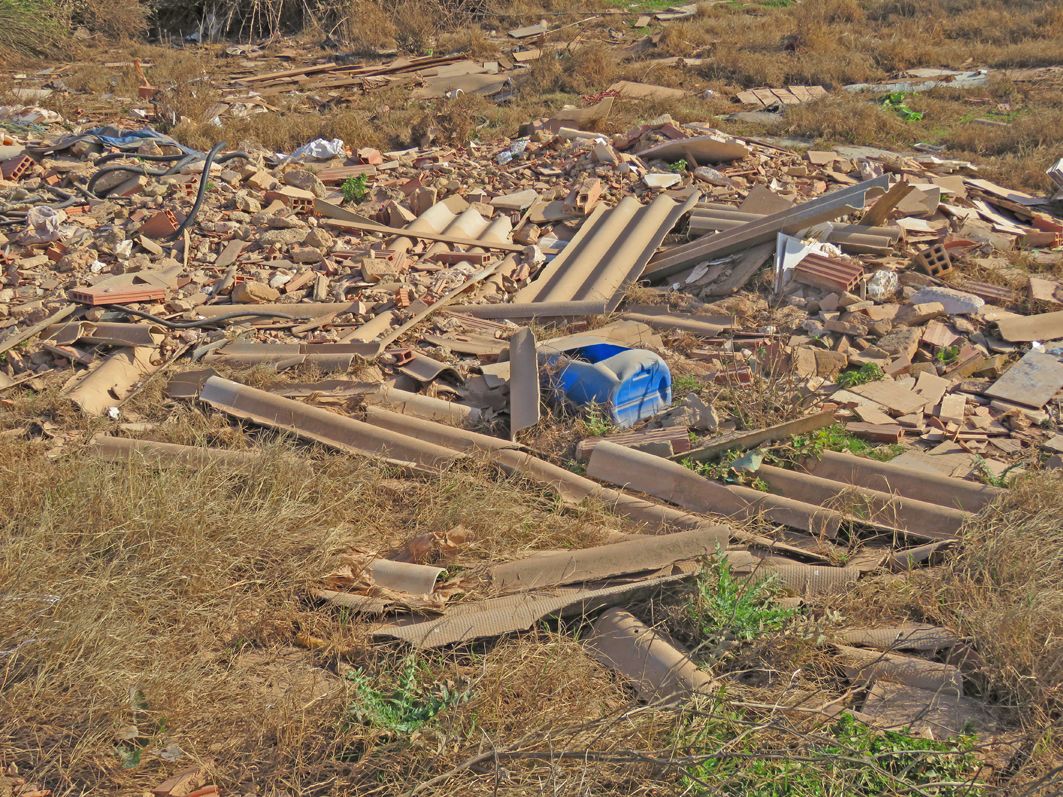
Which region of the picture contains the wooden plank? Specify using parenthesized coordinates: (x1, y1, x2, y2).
(0, 303, 75, 356)
(672, 409, 835, 463)
(859, 180, 914, 227)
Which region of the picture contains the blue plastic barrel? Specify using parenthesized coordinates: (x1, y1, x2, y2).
(541, 339, 672, 428)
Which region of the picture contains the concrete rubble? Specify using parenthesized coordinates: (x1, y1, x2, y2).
(2, 56, 1060, 781)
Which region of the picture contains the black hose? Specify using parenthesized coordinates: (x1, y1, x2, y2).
(87, 146, 250, 202)
(110, 304, 301, 329)
(86, 161, 187, 197)
(94, 151, 189, 166)
(162, 141, 225, 241)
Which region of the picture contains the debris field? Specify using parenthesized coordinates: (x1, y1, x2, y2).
(1, 5, 1062, 796)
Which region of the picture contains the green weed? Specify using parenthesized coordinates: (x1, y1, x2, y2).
(791, 425, 903, 463)
(972, 456, 1019, 488)
(673, 373, 704, 394)
(341, 174, 370, 203)
(345, 657, 468, 734)
(669, 158, 688, 173)
(606, 0, 683, 11)
(882, 91, 924, 122)
(837, 362, 884, 388)
(565, 459, 587, 475)
(935, 345, 960, 365)
(580, 406, 615, 437)
(687, 553, 794, 643)
(681, 708, 983, 795)
(681, 449, 769, 491)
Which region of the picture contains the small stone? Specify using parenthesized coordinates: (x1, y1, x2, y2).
(231, 280, 280, 303)
(302, 228, 333, 250)
(234, 192, 261, 213)
(283, 168, 327, 198)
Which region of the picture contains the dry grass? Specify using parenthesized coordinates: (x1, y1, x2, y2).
(18, 0, 1059, 191)
(783, 92, 912, 147)
(0, 406, 637, 793)
(3, 366, 1059, 792)
(820, 471, 1063, 785)
(931, 473, 1063, 720)
(4, 1, 1063, 792)
(0, 0, 69, 61)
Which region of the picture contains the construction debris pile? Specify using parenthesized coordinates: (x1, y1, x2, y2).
(3, 88, 1062, 787)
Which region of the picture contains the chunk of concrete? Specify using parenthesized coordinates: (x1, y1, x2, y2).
(909, 286, 985, 316)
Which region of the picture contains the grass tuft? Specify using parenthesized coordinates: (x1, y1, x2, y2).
(790, 424, 904, 462)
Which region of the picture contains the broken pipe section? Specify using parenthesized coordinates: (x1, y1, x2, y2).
(586, 608, 715, 702)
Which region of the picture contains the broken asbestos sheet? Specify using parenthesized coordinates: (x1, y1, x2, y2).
(479, 193, 698, 319)
(586, 608, 715, 702)
(88, 434, 262, 467)
(64, 346, 156, 415)
(636, 134, 749, 164)
(488, 526, 728, 592)
(373, 564, 697, 648)
(197, 375, 463, 470)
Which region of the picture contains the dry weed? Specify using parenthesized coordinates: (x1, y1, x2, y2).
(817, 471, 1063, 785)
(336, 0, 398, 51)
(783, 93, 911, 147)
(930, 473, 1063, 720)
(0, 412, 640, 792)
